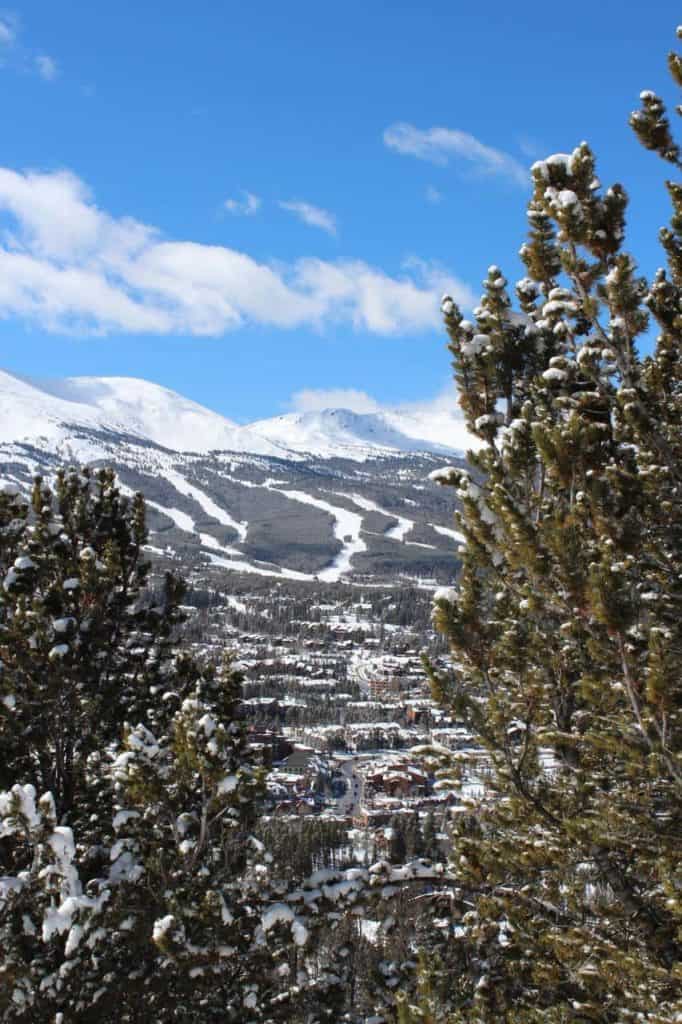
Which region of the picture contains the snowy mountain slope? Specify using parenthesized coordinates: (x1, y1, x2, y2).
(262, 482, 367, 582)
(247, 407, 464, 459)
(0, 370, 467, 461)
(0, 438, 465, 585)
(0, 371, 286, 457)
(0, 368, 468, 585)
(0, 370, 103, 446)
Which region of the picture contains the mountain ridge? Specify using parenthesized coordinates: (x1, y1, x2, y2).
(0, 369, 466, 586)
(0, 369, 466, 461)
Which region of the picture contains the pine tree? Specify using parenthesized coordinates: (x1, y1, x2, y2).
(0, 658, 291, 1021)
(422, 26, 682, 1023)
(421, 812, 439, 860)
(0, 468, 185, 823)
(389, 816, 408, 863)
(0, 471, 314, 1021)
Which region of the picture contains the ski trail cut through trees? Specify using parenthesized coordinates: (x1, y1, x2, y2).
(123, 483, 316, 581)
(347, 493, 414, 541)
(264, 484, 366, 582)
(163, 469, 249, 542)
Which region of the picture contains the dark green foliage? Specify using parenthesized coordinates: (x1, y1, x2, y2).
(388, 816, 408, 863)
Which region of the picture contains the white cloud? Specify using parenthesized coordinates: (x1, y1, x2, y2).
(0, 165, 475, 337)
(425, 185, 442, 204)
(398, 387, 478, 452)
(292, 257, 475, 334)
(384, 122, 528, 186)
(224, 190, 261, 216)
(292, 388, 381, 414)
(279, 200, 337, 236)
(35, 54, 58, 80)
(401, 255, 476, 314)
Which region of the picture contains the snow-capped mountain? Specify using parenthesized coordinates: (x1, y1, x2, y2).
(0, 370, 467, 461)
(0, 369, 467, 586)
(248, 408, 461, 459)
(0, 370, 283, 457)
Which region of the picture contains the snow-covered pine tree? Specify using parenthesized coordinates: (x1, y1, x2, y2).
(0, 468, 186, 822)
(0, 470, 316, 1021)
(420, 26, 682, 1024)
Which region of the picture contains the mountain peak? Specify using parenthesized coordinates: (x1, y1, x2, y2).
(0, 370, 280, 456)
(249, 406, 459, 459)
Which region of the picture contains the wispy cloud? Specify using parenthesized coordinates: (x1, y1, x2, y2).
(35, 54, 57, 80)
(0, 166, 475, 337)
(279, 199, 337, 236)
(0, 14, 60, 79)
(383, 122, 528, 186)
(425, 185, 442, 204)
(224, 190, 261, 216)
(0, 15, 15, 45)
(517, 135, 544, 159)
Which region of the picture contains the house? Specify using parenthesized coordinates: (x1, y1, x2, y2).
(248, 730, 293, 762)
(364, 762, 428, 799)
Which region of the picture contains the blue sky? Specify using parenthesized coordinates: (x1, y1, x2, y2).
(0, 1, 679, 423)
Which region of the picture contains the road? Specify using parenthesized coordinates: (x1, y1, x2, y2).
(334, 757, 365, 817)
